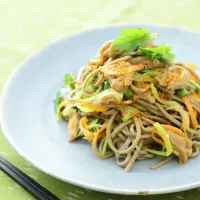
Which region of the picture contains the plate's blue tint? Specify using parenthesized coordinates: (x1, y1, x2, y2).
(1, 24, 200, 195)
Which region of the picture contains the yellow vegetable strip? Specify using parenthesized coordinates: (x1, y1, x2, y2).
(152, 130, 179, 156)
(79, 116, 108, 142)
(92, 123, 108, 145)
(79, 117, 94, 142)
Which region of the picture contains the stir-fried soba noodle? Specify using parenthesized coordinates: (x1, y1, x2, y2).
(55, 28, 200, 171)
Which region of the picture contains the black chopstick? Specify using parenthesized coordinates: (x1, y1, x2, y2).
(0, 156, 60, 200)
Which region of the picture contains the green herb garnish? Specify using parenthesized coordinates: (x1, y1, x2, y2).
(111, 28, 158, 53)
(63, 73, 73, 84)
(175, 88, 189, 97)
(54, 90, 62, 111)
(139, 43, 175, 61)
(123, 88, 132, 99)
(78, 130, 84, 137)
(88, 117, 99, 125)
(63, 73, 75, 89)
(103, 79, 111, 90)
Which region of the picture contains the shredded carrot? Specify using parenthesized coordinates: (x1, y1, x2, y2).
(152, 131, 179, 156)
(98, 130, 106, 138)
(189, 92, 200, 100)
(79, 116, 108, 142)
(92, 133, 99, 146)
(83, 102, 109, 112)
(96, 123, 107, 135)
(161, 125, 185, 137)
(79, 117, 94, 142)
(190, 72, 197, 81)
(140, 83, 151, 89)
(152, 131, 163, 145)
(183, 97, 198, 128)
(92, 123, 107, 145)
(194, 109, 197, 118)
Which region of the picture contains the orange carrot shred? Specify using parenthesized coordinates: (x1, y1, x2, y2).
(92, 123, 107, 145)
(183, 97, 198, 128)
(161, 124, 185, 137)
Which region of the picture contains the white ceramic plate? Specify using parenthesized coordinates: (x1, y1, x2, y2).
(1, 24, 200, 195)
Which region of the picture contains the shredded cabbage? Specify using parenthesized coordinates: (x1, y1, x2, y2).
(151, 83, 190, 130)
(151, 83, 181, 108)
(62, 106, 76, 117)
(121, 106, 139, 122)
(82, 89, 123, 103)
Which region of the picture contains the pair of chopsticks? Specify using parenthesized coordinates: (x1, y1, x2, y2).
(0, 156, 60, 200)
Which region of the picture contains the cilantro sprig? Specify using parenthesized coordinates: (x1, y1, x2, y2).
(139, 43, 175, 61)
(54, 90, 62, 111)
(111, 28, 158, 53)
(103, 79, 110, 90)
(63, 73, 75, 89)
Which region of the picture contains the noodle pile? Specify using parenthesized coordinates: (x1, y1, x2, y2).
(55, 28, 200, 171)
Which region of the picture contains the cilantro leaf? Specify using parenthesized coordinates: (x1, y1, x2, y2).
(139, 43, 175, 61)
(139, 33, 159, 47)
(112, 36, 139, 53)
(63, 73, 75, 89)
(54, 90, 62, 111)
(88, 117, 99, 125)
(63, 73, 73, 84)
(103, 79, 111, 90)
(78, 130, 84, 137)
(120, 28, 148, 37)
(123, 88, 132, 99)
(111, 28, 159, 53)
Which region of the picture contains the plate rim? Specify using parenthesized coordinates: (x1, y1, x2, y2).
(1, 23, 200, 195)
